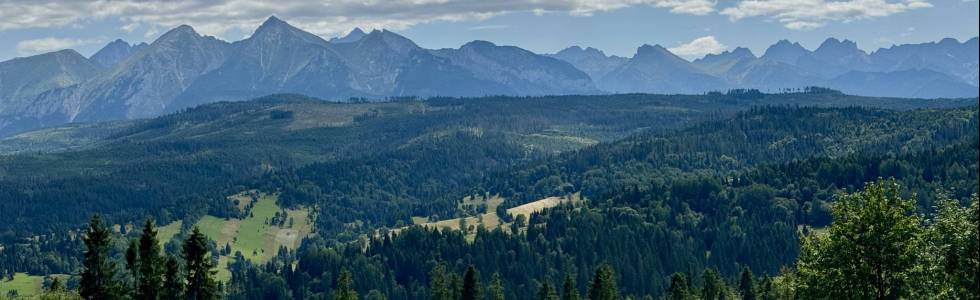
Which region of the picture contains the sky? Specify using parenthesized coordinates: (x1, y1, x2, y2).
(0, 0, 977, 62)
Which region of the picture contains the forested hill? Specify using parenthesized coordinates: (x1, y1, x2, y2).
(0, 92, 977, 299)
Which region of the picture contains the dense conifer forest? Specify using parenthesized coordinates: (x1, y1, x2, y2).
(1, 92, 977, 299)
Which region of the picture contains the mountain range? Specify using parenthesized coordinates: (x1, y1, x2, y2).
(0, 16, 977, 137)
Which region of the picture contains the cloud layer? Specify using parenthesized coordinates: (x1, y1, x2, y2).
(0, 0, 932, 39)
(16, 37, 98, 55)
(721, 0, 932, 30)
(0, 0, 720, 39)
(668, 36, 727, 58)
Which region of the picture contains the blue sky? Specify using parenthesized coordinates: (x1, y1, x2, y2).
(0, 0, 977, 61)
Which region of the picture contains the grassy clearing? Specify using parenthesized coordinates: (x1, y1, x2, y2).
(0, 273, 42, 297)
(394, 193, 579, 241)
(157, 220, 182, 246)
(192, 193, 312, 282)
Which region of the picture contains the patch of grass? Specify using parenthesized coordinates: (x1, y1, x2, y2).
(157, 220, 183, 246)
(0, 273, 43, 297)
(193, 193, 312, 283)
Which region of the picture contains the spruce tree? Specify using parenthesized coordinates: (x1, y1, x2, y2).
(537, 282, 559, 300)
(701, 268, 724, 300)
(667, 273, 690, 300)
(137, 219, 163, 300)
(562, 274, 580, 300)
(80, 215, 123, 300)
(430, 264, 452, 300)
(739, 267, 755, 300)
(488, 273, 505, 300)
(461, 266, 481, 300)
(587, 264, 618, 300)
(332, 269, 358, 300)
(183, 227, 217, 300)
(162, 255, 185, 300)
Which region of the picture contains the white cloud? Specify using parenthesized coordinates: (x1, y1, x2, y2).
(668, 36, 727, 58)
(16, 37, 98, 55)
(0, 0, 717, 39)
(720, 0, 932, 30)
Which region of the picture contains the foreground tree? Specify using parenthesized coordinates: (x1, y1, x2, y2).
(183, 227, 218, 300)
(537, 282, 560, 300)
(80, 215, 123, 300)
(488, 273, 505, 300)
(562, 274, 580, 300)
(162, 255, 185, 300)
(701, 269, 724, 300)
(587, 264, 618, 300)
(332, 269, 358, 300)
(430, 264, 452, 300)
(739, 267, 755, 300)
(666, 273, 691, 300)
(137, 219, 163, 300)
(461, 266, 482, 300)
(796, 180, 922, 299)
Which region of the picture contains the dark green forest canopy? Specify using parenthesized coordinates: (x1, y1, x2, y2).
(0, 92, 977, 291)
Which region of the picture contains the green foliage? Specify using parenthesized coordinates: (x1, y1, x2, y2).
(667, 273, 691, 300)
(136, 219, 163, 300)
(183, 227, 218, 300)
(739, 267, 755, 300)
(162, 256, 185, 300)
(562, 274, 580, 300)
(332, 269, 358, 300)
(537, 282, 559, 300)
(461, 266, 481, 300)
(587, 265, 618, 300)
(796, 180, 921, 299)
(80, 215, 123, 300)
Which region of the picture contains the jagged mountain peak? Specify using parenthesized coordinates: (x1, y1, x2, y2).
(815, 38, 865, 55)
(761, 39, 810, 64)
(330, 27, 367, 44)
(248, 15, 326, 46)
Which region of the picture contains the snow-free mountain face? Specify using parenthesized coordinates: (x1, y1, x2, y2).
(0, 49, 101, 113)
(760, 40, 811, 65)
(89, 39, 149, 68)
(598, 44, 727, 94)
(0, 15, 976, 138)
(549, 46, 628, 81)
(329, 28, 367, 44)
(434, 40, 598, 95)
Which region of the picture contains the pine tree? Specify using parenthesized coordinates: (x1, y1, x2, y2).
(488, 273, 505, 300)
(430, 264, 452, 300)
(461, 266, 481, 300)
(739, 267, 755, 300)
(80, 215, 123, 300)
(137, 219, 163, 300)
(538, 282, 560, 300)
(332, 269, 358, 300)
(183, 227, 218, 300)
(562, 274, 580, 300)
(162, 255, 185, 300)
(587, 264, 618, 300)
(701, 268, 724, 300)
(667, 273, 690, 300)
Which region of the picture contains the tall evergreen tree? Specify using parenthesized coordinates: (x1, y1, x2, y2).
(183, 227, 217, 300)
(701, 269, 724, 300)
(430, 264, 452, 300)
(80, 215, 122, 300)
(461, 266, 481, 300)
(739, 267, 755, 300)
(162, 255, 185, 300)
(488, 273, 505, 300)
(587, 264, 618, 300)
(667, 273, 690, 300)
(537, 282, 560, 300)
(332, 269, 358, 300)
(562, 274, 580, 300)
(137, 219, 163, 300)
